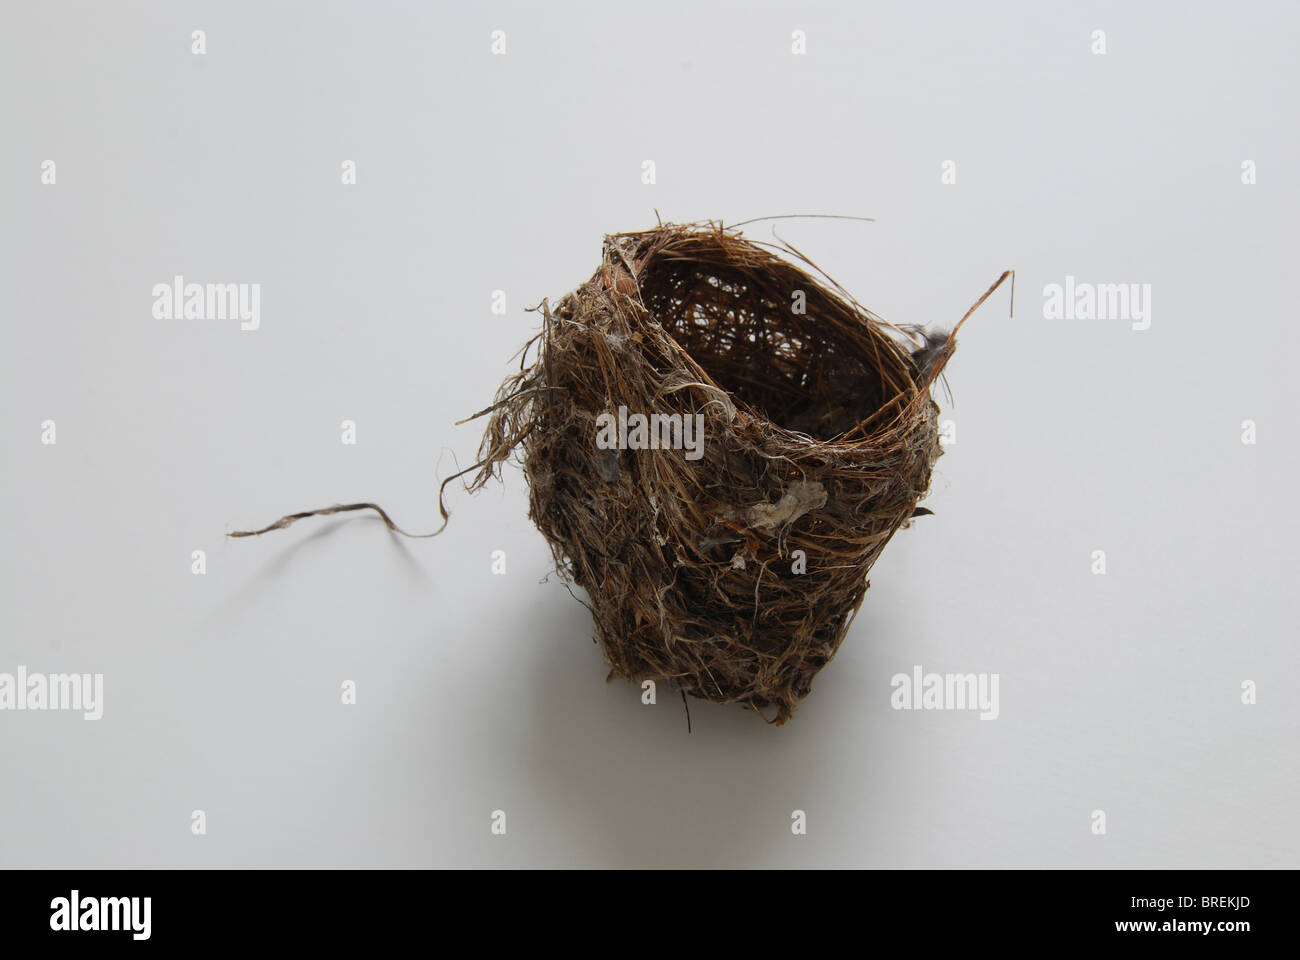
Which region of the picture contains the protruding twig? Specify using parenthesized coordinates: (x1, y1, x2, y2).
(914, 269, 1015, 396)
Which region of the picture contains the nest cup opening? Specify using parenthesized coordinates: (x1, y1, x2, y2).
(634, 245, 907, 440)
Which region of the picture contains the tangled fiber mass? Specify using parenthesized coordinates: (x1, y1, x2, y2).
(464, 223, 1005, 724)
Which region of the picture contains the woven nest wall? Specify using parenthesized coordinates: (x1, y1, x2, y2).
(468, 223, 960, 724)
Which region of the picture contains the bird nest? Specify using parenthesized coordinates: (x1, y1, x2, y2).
(232, 220, 1010, 726)
(464, 222, 1004, 724)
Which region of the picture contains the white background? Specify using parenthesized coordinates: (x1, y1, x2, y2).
(1, 0, 1296, 867)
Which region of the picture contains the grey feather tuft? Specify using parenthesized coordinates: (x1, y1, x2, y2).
(910, 329, 953, 383)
